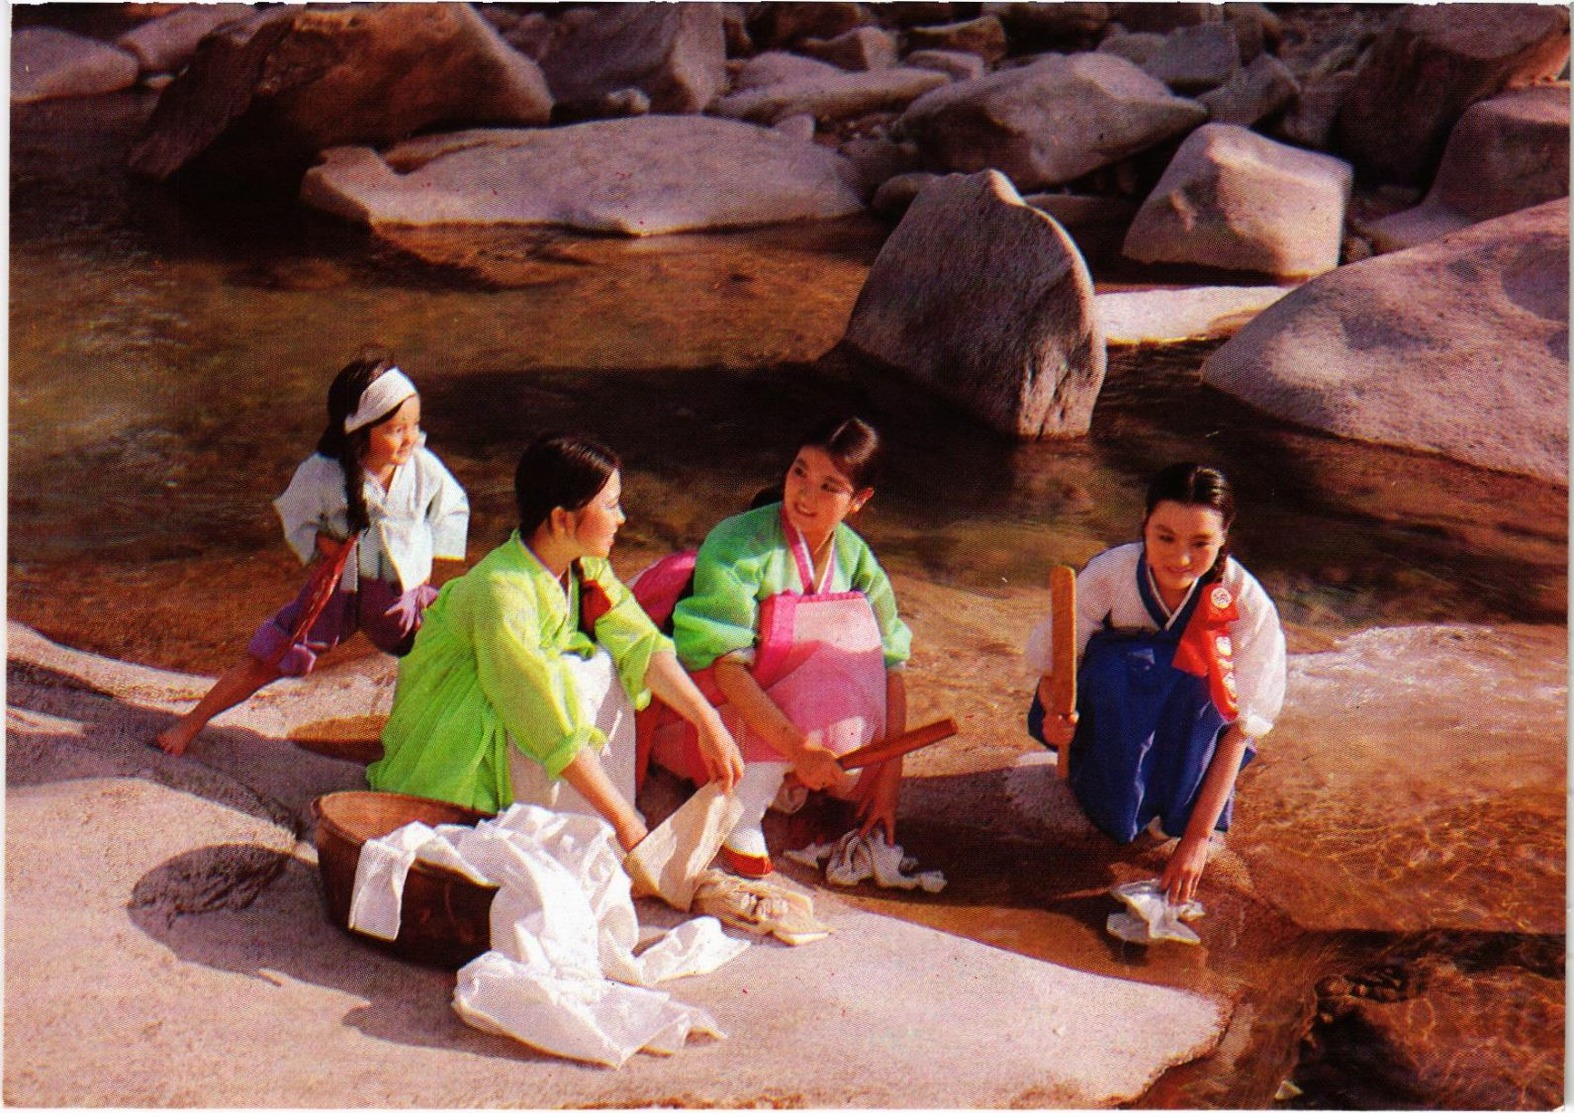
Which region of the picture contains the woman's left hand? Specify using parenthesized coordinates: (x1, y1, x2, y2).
(854, 759, 901, 841)
(1159, 832, 1211, 905)
(694, 713, 745, 793)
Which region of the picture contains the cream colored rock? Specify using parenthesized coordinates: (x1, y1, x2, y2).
(1334, 3, 1571, 186)
(1096, 285, 1294, 345)
(1364, 84, 1570, 253)
(843, 170, 1106, 439)
(12, 27, 139, 104)
(897, 52, 1207, 190)
(712, 64, 949, 126)
(301, 117, 865, 234)
(1124, 123, 1352, 278)
(539, 3, 726, 115)
(1202, 199, 1569, 482)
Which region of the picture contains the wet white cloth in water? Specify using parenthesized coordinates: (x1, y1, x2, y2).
(348, 803, 748, 1067)
(786, 829, 946, 893)
(1105, 879, 1206, 945)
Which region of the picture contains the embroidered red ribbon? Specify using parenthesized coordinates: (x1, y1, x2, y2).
(1172, 581, 1240, 720)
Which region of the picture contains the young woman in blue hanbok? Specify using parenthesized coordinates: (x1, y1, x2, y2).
(1026, 463, 1286, 904)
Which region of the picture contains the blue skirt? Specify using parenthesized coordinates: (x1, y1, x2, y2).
(1028, 628, 1251, 844)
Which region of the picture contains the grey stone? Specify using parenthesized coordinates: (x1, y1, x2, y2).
(773, 112, 818, 142)
(748, 3, 873, 51)
(897, 52, 1208, 190)
(1201, 198, 1569, 482)
(1364, 83, 1570, 252)
(1095, 284, 1293, 345)
(539, 3, 726, 115)
(114, 4, 253, 75)
(984, 2, 1110, 41)
(1097, 31, 1166, 68)
(732, 50, 843, 91)
(1021, 192, 1140, 263)
(843, 170, 1106, 439)
(1142, 22, 1241, 93)
(1222, 2, 1281, 63)
(1107, 3, 1223, 35)
(902, 49, 986, 82)
(128, 4, 552, 184)
(870, 171, 940, 217)
(300, 117, 865, 235)
(1334, 4, 1571, 186)
(1275, 68, 1356, 151)
(839, 135, 924, 197)
(12, 26, 139, 104)
(1198, 51, 1299, 126)
(801, 26, 899, 71)
(903, 15, 1009, 65)
(713, 64, 948, 126)
(1125, 123, 1352, 278)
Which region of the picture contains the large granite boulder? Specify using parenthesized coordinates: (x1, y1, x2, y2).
(538, 3, 725, 115)
(896, 52, 1207, 190)
(12, 26, 139, 104)
(1124, 123, 1352, 278)
(128, 4, 552, 185)
(1333, 3, 1570, 186)
(114, 5, 254, 76)
(713, 64, 948, 126)
(1364, 84, 1570, 252)
(842, 170, 1105, 439)
(1201, 198, 1569, 482)
(300, 116, 865, 235)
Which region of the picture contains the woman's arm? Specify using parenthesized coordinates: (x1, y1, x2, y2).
(854, 670, 908, 838)
(643, 649, 744, 791)
(556, 746, 648, 852)
(712, 657, 845, 790)
(1159, 723, 1253, 904)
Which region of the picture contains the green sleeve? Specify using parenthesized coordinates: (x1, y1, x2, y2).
(470, 569, 602, 781)
(672, 515, 770, 671)
(577, 556, 673, 711)
(845, 529, 913, 668)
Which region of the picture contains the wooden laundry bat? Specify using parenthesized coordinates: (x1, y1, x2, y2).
(836, 717, 958, 770)
(1046, 565, 1077, 778)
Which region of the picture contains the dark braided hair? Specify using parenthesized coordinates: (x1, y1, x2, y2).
(315, 346, 398, 535)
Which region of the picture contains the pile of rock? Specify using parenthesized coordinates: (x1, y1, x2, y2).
(16, 3, 1570, 470)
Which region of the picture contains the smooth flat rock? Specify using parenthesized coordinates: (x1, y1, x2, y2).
(300, 117, 865, 234)
(5, 622, 1226, 1107)
(843, 170, 1106, 439)
(11, 26, 139, 104)
(1095, 285, 1295, 345)
(1364, 83, 1570, 253)
(713, 64, 950, 126)
(1124, 122, 1352, 278)
(897, 52, 1208, 191)
(1201, 198, 1569, 482)
(114, 4, 254, 75)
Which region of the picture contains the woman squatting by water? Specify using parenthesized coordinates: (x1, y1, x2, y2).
(1026, 463, 1287, 904)
(368, 433, 743, 852)
(157, 347, 469, 756)
(654, 417, 913, 878)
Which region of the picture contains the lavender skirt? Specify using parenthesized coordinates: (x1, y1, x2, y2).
(247, 576, 438, 677)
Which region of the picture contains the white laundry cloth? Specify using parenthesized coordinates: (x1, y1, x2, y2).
(347, 802, 747, 1067)
(1105, 879, 1206, 945)
(786, 829, 947, 893)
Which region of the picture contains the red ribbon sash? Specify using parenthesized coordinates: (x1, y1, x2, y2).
(1171, 581, 1240, 720)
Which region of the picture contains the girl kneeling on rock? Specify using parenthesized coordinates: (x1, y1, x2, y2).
(368, 433, 743, 852)
(157, 347, 469, 756)
(1026, 463, 1286, 904)
(658, 417, 913, 878)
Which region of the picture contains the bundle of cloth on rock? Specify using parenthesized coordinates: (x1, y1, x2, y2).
(785, 830, 946, 893)
(349, 802, 748, 1067)
(1105, 879, 1206, 946)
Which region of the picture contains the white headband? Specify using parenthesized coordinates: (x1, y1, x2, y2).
(344, 367, 417, 432)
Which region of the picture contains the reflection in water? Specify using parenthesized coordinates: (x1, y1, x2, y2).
(9, 92, 1567, 1108)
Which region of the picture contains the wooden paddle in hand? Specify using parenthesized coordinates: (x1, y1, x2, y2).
(836, 718, 959, 770)
(1046, 565, 1078, 778)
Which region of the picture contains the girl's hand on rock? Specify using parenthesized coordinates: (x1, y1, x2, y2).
(854, 760, 900, 841)
(1161, 833, 1210, 905)
(696, 718, 744, 792)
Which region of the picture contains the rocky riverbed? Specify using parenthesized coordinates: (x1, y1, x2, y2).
(8, 1, 1569, 1108)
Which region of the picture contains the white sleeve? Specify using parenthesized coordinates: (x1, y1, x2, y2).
(272, 456, 337, 566)
(1023, 548, 1123, 673)
(1229, 566, 1287, 741)
(422, 450, 470, 561)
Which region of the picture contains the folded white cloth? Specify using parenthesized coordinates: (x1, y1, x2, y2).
(347, 803, 748, 1067)
(1105, 879, 1206, 945)
(786, 829, 946, 893)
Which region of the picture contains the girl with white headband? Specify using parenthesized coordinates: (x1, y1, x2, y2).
(156, 347, 469, 756)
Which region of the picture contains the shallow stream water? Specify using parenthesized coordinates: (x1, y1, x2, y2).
(9, 91, 1567, 1107)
